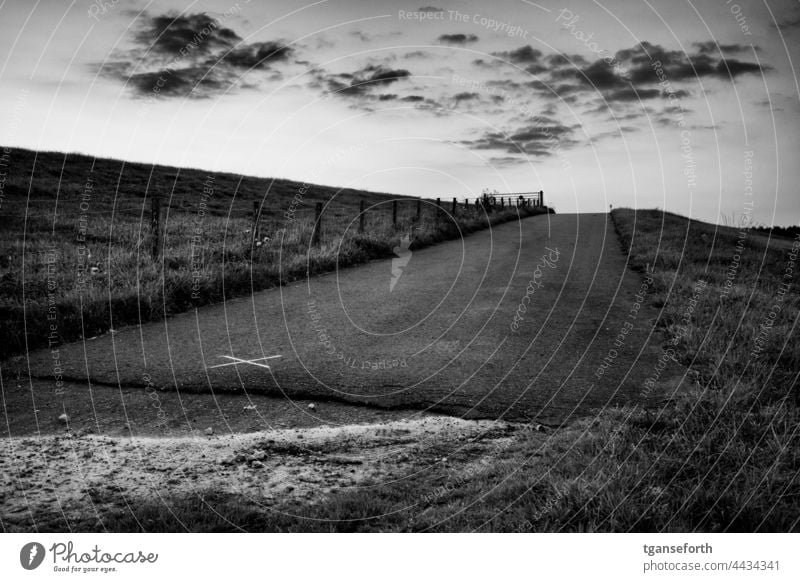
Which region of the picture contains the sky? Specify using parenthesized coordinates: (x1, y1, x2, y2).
(0, 0, 798, 226)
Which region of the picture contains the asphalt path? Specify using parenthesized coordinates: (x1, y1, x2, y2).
(20, 213, 685, 423)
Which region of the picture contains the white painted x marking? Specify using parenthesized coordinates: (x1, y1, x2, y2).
(207, 354, 282, 370)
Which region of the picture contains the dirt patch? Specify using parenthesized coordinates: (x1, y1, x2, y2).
(0, 415, 511, 530)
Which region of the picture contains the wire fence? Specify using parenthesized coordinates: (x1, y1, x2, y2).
(1, 190, 546, 260)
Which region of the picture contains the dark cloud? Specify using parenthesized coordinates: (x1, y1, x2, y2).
(599, 87, 688, 103)
(692, 41, 756, 55)
(575, 60, 627, 88)
(220, 41, 293, 70)
(419, 6, 445, 12)
(461, 119, 577, 157)
(483, 40, 758, 90)
(99, 12, 296, 99)
(482, 45, 548, 74)
(603, 87, 662, 101)
(135, 13, 241, 57)
(327, 65, 411, 97)
(617, 41, 765, 84)
(493, 45, 543, 64)
(453, 92, 479, 102)
(438, 33, 479, 44)
(125, 67, 230, 99)
(545, 53, 589, 68)
(717, 58, 764, 77)
(401, 95, 425, 102)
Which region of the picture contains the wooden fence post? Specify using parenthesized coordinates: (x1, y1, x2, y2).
(151, 194, 162, 260)
(451, 197, 456, 215)
(436, 197, 441, 221)
(359, 200, 365, 233)
(252, 200, 261, 242)
(392, 200, 397, 227)
(312, 202, 322, 245)
(540, 190, 544, 208)
(416, 198, 421, 222)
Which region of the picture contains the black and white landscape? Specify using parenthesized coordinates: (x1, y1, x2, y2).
(0, 0, 798, 534)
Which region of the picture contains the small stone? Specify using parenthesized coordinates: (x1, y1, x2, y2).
(58, 413, 69, 423)
(243, 405, 256, 411)
(204, 427, 214, 436)
(307, 403, 316, 410)
(251, 460, 264, 469)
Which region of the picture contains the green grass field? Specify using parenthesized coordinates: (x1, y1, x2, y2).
(0, 147, 546, 360)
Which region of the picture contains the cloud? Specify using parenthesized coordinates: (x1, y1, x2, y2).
(600, 87, 689, 102)
(327, 65, 412, 97)
(575, 60, 628, 88)
(135, 13, 241, 57)
(220, 41, 293, 70)
(692, 41, 756, 55)
(418, 6, 445, 12)
(488, 156, 534, 167)
(617, 41, 766, 84)
(98, 12, 296, 99)
(461, 118, 577, 157)
(437, 33, 479, 44)
(453, 92, 479, 102)
(493, 45, 543, 64)
(490, 45, 548, 74)
(125, 67, 230, 99)
(717, 58, 764, 77)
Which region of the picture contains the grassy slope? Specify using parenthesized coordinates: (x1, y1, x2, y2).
(65, 208, 798, 533)
(0, 147, 546, 359)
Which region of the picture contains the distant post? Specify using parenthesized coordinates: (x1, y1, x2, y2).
(451, 197, 456, 215)
(312, 202, 323, 245)
(359, 200, 365, 233)
(501, 197, 505, 209)
(436, 197, 441, 221)
(416, 198, 421, 222)
(540, 190, 544, 208)
(392, 200, 398, 227)
(151, 195, 162, 260)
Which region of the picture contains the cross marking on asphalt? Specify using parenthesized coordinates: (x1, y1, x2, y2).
(207, 354, 282, 370)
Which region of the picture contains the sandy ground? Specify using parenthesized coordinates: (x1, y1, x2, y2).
(0, 415, 515, 530)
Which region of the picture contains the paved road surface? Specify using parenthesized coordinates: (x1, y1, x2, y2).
(20, 213, 685, 424)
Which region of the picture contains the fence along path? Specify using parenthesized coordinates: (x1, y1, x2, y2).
(8, 189, 545, 258)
